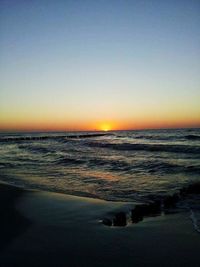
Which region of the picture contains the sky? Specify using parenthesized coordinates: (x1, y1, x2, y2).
(0, 0, 200, 131)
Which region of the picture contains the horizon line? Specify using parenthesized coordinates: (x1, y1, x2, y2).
(0, 126, 200, 133)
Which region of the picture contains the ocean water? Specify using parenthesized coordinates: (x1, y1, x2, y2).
(0, 128, 200, 202)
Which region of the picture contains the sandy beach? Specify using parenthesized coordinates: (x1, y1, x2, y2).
(0, 182, 200, 267)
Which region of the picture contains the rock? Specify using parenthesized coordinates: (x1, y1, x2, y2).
(113, 212, 127, 226)
(147, 200, 161, 215)
(102, 218, 112, 226)
(163, 194, 180, 208)
(131, 206, 144, 223)
(131, 201, 161, 223)
(180, 182, 200, 195)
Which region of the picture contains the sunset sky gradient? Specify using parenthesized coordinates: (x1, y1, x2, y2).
(0, 0, 200, 131)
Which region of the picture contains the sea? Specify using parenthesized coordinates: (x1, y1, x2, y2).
(0, 128, 200, 203)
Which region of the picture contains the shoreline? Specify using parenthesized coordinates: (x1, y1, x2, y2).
(0, 182, 30, 252)
(0, 181, 200, 267)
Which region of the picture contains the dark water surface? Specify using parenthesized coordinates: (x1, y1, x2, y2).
(0, 128, 200, 202)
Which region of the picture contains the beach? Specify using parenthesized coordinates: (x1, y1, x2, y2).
(1, 0, 200, 265)
(0, 182, 200, 267)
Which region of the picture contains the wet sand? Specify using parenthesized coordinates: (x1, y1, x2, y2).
(0, 182, 200, 267)
(0, 183, 30, 252)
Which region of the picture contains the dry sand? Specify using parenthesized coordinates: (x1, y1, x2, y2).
(0, 182, 200, 267)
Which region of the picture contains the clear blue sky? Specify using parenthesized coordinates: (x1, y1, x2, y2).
(0, 0, 200, 130)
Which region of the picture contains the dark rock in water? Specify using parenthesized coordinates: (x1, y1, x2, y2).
(148, 200, 161, 214)
(102, 212, 127, 227)
(113, 212, 127, 226)
(102, 183, 200, 227)
(131, 201, 161, 223)
(180, 182, 200, 195)
(102, 218, 112, 226)
(163, 194, 180, 209)
(131, 206, 144, 223)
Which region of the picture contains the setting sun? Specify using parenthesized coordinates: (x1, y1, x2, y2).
(99, 123, 112, 132)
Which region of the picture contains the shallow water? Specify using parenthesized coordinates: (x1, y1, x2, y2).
(0, 128, 200, 202)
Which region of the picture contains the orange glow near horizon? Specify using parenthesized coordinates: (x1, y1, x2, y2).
(98, 123, 113, 132)
(0, 116, 200, 132)
(0, 105, 200, 132)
